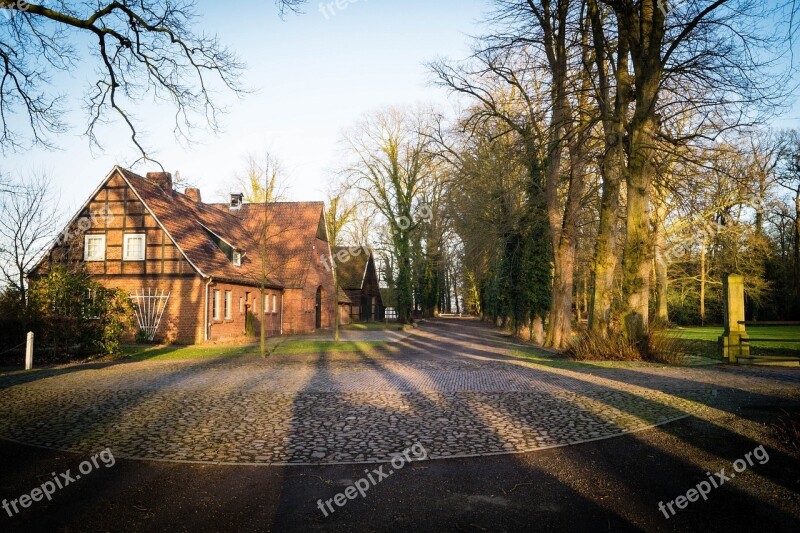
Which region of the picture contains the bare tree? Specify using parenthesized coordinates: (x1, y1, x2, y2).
(0, 1, 301, 159)
(233, 151, 288, 357)
(325, 185, 357, 248)
(0, 172, 58, 308)
(432, 18, 596, 348)
(344, 107, 434, 324)
(234, 152, 287, 203)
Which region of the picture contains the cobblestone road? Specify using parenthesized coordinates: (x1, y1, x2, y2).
(0, 319, 797, 465)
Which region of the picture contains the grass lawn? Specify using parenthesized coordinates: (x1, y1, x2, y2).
(272, 340, 388, 355)
(667, 326, 800, 358)
(121, 344, 260, 361)
(122, 340, 390, 360)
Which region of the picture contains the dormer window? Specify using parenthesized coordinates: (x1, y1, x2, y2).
(230, 193, 244, 210)
(233, 251, 242, 267)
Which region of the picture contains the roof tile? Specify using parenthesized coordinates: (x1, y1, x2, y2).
(119, 168, 326, 289)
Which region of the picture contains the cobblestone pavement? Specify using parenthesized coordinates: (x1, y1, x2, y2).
(0, 319, 797, 465)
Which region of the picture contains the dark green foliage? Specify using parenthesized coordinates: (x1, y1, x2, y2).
(27, 266, 136, 356)
(135, 329, 152, 344)
(245, 311, 257, 336)
(481, 214, 552, 333)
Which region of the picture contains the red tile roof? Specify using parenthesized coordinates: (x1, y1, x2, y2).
(118, 168, 328, 289)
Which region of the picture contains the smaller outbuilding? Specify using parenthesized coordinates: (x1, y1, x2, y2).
(333, 246, 384, 323)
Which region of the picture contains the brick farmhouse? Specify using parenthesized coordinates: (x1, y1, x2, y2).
(333, 246, 384, 324)
(36, 166, 337, 344)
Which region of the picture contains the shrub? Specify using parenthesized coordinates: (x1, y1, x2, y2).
(135, 329, 151, 344)
(27, 266, 136, 356)
(567, 324, 687, 364)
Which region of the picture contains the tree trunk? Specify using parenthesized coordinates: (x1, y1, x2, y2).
(700, 235, 707, 325)
(546, 240, 576, 349)
(396, 237, 413, 324)
(586, 0, 627, 336)
(582, 270, 589, 321)
(616, 1, 665, 343)
(532, 314, 545, 345)
(654, 201, 669, 324)
(544, 22, 592, 350)
(795, 192, 800, 279)
(589, 158, 621, 334)
(260, 287, 266, 357)
(622, 152, 654, 339)
(453, 265, 461, 314)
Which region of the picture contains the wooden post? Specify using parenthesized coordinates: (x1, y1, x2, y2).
(25, 331, 34, 370)
(719, 274, 749, 363)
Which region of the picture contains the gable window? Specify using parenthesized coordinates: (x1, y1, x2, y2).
(84, 235, 106, 262)
(123, 234, 146, 261)
(212, 290, 221, 321)
(224, 291, 232, 320)
(200, 225, 241, 265)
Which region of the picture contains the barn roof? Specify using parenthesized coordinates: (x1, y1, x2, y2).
(333, 246, 371, 290)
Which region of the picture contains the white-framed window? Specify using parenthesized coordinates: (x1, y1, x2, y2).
(224, 291, 232, 320)
(84, 234, 106, 262)
(264, 294, 270, 313)
(233, 251, 242, 266)
(212, 290, 221, 321)
(272, 295, 277, 314)
(123, 234, 146, 261)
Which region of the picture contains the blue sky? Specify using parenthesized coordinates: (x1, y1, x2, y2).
(2, 0, 799, 213)
(2, 0, 490, 211)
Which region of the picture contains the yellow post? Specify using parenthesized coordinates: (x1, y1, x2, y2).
(719, 274, 749, 363)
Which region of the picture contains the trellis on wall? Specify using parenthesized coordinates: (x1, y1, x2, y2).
(130, 289, 171, 341)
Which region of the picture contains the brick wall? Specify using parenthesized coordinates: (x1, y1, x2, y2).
(95, 275, 205, 344)
(206, 281, 282, 341)
(93, 277, 285, 343)
(280, 238, 336, 334)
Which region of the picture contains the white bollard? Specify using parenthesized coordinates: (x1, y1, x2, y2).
(25, 331, 33, 370)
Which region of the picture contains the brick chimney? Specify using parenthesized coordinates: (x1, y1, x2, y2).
(230, 192, 244, 210)
(146, 172, 173, 193)
(184, 187, 202, 203)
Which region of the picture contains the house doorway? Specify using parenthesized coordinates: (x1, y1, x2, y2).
(315, 286, 323, 329)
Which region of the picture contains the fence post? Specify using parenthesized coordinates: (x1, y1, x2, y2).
(718, 274, 749, 364)
(25, 331, 34, 370)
